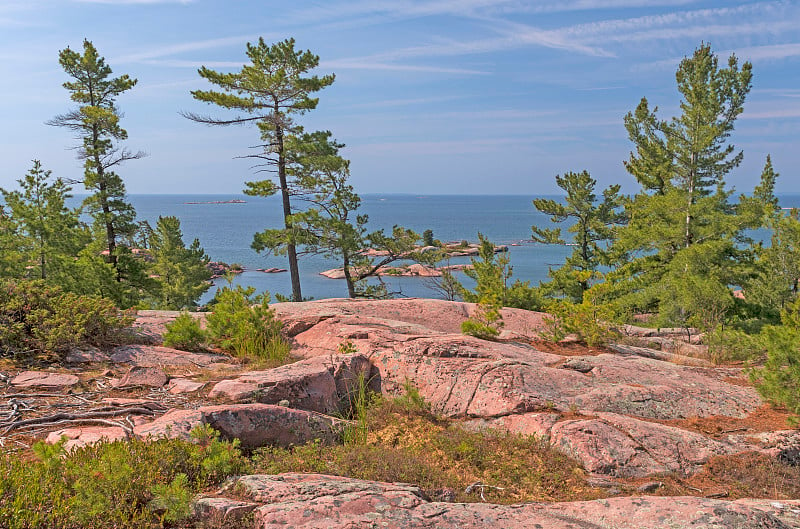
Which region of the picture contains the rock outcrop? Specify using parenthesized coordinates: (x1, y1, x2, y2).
(197, 473, 800, 529)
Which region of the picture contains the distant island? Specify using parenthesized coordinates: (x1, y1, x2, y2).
(183, 199, 246, 204)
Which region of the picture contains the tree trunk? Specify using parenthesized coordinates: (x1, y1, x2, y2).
(275, 120, 302, 301)
(91, 124, 118, 273)
(343, 252, 356, 298)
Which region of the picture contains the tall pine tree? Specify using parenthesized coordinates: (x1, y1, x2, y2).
(532, 171, 624, 302)
(48, 40, 143, 277)
(185, 38, 335, 301)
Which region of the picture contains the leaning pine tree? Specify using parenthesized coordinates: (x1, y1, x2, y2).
(185, 38, 335, 302)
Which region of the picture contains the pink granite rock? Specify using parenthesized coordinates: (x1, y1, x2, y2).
(46, 426, 128, 450)
(109, 344, 226, 368)
(206, 473, 792, 529)
(134, 404, 345, 448)
(209, 354, 373, 414)
(167, 378, 205, 394)
(113, 366, 168, 388)
(11, 370, 79, 388)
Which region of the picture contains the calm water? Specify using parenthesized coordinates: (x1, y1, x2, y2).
(82, 193, 800, 303)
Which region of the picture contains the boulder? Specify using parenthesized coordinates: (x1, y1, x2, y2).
(208, 354, 374, 414)
(65, 346, 110, 363)
(204, 473, 794, 529)
(11, 370, 79, 388)
(134, 404, 345, 448)
(167, 378, 205, 394)
(113, 366, 167, 388)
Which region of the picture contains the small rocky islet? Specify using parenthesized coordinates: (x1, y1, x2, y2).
(2, 298, 799, 528)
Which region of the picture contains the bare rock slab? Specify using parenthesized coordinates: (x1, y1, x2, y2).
(134, 404, 345, 448)
(109, 345, 227, 368)
(11, 370, 79, 388)
(210, 473, 793, 529)
(46, 426, 128, 451)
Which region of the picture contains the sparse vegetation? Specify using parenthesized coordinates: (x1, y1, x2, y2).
(0, 426, 248, 529)
(253, 390, 593, 504)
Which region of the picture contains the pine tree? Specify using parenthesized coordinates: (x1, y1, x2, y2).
(0, 160, 85, 283)
(149, 216, 212, 309)
(532, 171, 624, 302)
(607, 43, 760, 327)
(48, 40, 143, 276)
(185, 38, 335, 301)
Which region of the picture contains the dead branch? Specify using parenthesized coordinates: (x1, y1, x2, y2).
(1, 406, 155, 434)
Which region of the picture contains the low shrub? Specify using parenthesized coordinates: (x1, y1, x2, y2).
(0, 427, 248, 529)
(163, 311, 208, 352)
(205, 284, 290, 365)
(749, 298, 800, 422)
(0, 279, 133, 355)
(542, 299, 618, 347)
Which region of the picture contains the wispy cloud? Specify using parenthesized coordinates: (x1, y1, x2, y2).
(728, 43, 800, 62)
(323, 59, 488, 75)
(111, 35, 260, 64)
(73, 0, 195, 4)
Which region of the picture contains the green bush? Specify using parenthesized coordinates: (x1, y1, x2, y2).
(162, 311, 208, 352)
(542, 299, 618, 347)
(750, 298, 800, 422)
(0, 427, 249, 529)
(206, 284, 290, 364)
(0, 279, 132, 355)
(461, 314, 501, 340)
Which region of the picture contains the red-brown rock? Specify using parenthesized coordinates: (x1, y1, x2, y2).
(46, 426, 128, 450)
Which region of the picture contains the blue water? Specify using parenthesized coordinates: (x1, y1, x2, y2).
(80, 193, 800, 303)
(118, 194, 572, 303)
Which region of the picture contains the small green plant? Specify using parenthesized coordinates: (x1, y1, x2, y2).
(391, 379, 430, 415)
(162, 311, 207, 352)
(149, 473, 193, 525)
(338, 340, 358, 355)
(0, 279, 133, 355)
(205, 284, 290, 364)
(542, 299, 618, 347)
(341, 371, 373, 446)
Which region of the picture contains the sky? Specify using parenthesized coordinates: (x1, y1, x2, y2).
(0, 0, 798, 195)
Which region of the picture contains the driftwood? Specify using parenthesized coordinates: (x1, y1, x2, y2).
(1, 406, 155, 435)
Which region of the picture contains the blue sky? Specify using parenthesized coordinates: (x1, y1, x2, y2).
(0, 0, 798, 195)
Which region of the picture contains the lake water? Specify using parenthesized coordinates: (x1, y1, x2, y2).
(113, 193, 800, 303)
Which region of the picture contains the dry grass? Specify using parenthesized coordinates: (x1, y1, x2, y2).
(252, 398, 602, 504)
